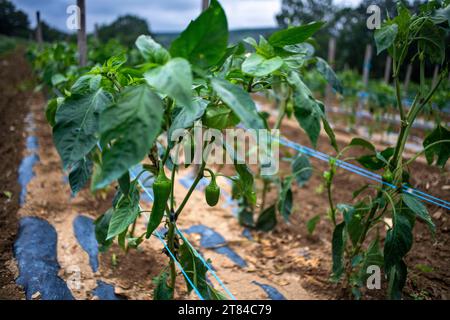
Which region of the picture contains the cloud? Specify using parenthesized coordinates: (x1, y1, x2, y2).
(12, 0, 283, 33)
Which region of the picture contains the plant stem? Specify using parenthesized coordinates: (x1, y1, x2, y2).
(166, 217, 176, 298)
(327, 181, 336, 226)
(174, 161, 206, 220)
(274, 98, 286, 130)
(170, 165, 176, 212)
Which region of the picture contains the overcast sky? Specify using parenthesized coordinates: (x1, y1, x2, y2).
(12, 0, 362, 33)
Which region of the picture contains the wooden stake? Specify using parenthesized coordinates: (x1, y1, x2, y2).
(325, 37, 336, 105)
(384, 56, 392, 84)
(77, 0, 87, 67)
(358, 44, 372, 111)
(94, 23, 99, 41)
(35, 11, 43, 44)
(202, 0, 209, 11)
(362, 44, 372, 89)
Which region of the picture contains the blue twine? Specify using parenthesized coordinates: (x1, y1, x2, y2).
(276, 136, 450, 210)
(152, 228, 205, 300)
(175, 228, 237, 300)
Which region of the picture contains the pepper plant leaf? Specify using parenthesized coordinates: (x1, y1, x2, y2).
(278, 176, 294, 221)
(144, 57, 193, 108)
(374, 23, 398, 54)
(53, 89, 112, 168)
(211, 78, 265, 130)
(241, 53, 283, 77)
(423, 124, 450, 168)
(268, 21, 324, 47)
(68, 157, 93, 195)
(256, 204, 277, 232)
(170, 0, 228, 68)
(135, 35, 170, 65)
(95, 85, 164, 189)
(291, 154, 312, 187)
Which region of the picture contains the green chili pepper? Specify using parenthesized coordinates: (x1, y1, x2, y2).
(146, 165, 172, 238)
(205, 175, 220, 206)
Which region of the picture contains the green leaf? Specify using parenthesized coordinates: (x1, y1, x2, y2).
(331, 222, 346, 281)
(431, 5, 450, 25)
(53, 89, 112, 168)
(358, 238, 384, 284)
(168, 98, 208, 147)
(387, 260, 407, 300)
(107, 184, 140, 239)
(316, 57, 343, 94)
(232, 164, 256, 205)
(423, 125, 450, 168)
(320, 104, 338, 152)
(268, 21, 324, 47)
(256, 204, 277, 232)
(202, 104, 240, 130)
(238, 206, 254, 227)
(374, 23, 398, 54)
(144, 58, 193, 108)
(153, 270, 173, 300)
(306, 214, 321, 235)
(287, 72, 323, 147)
(169, 0, 228, 68)
(211, 78, 265, 130)
(118, 171, 130, 196)
(278, 176, 294, 221)
(51, 73, 67, 86)
(95, 85, 164, 189)
(255, 35, 276, 58)
(384, 210, 413, 273)
(357, 147, 394, 170)
(418, 20, 446, 64)
(135, 35, 170, 65)
(71, 74, 102, 94)
(45, 98, 61, 127)
(241, 53, 283, 77)
(178, 242, 224, 300)
(349, 137, 376, 152)
(291, 154, 312, 187)
(94, 208, 114, 252)
(402, 193, 435, 234)
(68, 158, 92, 195)
(338, 203, 367, 246)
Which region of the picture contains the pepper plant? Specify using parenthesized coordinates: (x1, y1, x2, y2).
(325, 2, 450, 299)
(40, 0, 341, 299)
(227, 21, 341, 231)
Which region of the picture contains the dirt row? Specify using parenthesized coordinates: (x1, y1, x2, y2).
(1, 49, 448, 300)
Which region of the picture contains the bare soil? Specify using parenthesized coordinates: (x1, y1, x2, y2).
(0, 49, 31, 299)
(0, 51, 448, 300)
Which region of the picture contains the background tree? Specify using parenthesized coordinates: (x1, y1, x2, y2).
(0, 0, 30, 38)
(97, 15, 152, 47)
(276, 0, 431, 80)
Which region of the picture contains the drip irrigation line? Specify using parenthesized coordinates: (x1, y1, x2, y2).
(129, 169, 236, 300)
(275, 136, 450, 210)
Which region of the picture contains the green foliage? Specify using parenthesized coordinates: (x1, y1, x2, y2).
(0, 0, 30, 38)
(170, 0, 228, 68)
(324, 2, 449, 300)
(97, 15, 151, 47)
(423, 125, 450, 168)
(29, 0, 340, 300)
